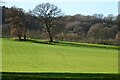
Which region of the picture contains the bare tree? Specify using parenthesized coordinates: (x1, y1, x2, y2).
(93, 14, 104, 19)
(9, 7, 25, 40)
(32, 3, 63, 42)
(87, 23, 107, 40)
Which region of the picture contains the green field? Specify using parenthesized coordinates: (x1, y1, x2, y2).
(2, 38, 118, 74)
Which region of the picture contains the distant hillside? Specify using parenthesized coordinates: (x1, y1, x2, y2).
(2, 6, 119, 45)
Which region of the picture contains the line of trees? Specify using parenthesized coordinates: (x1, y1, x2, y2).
(2, 3, 120, 45)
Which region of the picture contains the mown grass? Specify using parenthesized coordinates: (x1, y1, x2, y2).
(1, 38, 118, 79)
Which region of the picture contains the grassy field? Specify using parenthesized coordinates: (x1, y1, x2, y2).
(2, 38, 118, 74)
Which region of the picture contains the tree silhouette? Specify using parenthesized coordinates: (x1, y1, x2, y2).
(33, 3, 63, 42)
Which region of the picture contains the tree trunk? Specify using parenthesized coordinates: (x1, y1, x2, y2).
(23, 28, 27, 41)
(24, 36, 26, 41)
(46, 26, 53, 42)
(18, 35, 21, 41)
(49, 36, 53, 42)
(18, 30, 21, 41)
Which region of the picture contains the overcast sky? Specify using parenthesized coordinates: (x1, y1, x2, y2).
(2, 0, 119, 16)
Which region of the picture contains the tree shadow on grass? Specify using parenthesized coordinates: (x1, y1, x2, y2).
(14, 39, 118, 50)
(14, 39, 59, 45)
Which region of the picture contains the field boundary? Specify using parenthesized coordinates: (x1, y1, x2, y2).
(1, 72, 119, 80)
(9, 38, 119, 50)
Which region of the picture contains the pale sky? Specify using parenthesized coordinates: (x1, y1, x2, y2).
(2, 0, 119, 16)
(3, 0, 120, 2)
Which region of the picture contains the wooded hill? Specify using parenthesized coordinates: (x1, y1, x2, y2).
(1, 4, 120, 45)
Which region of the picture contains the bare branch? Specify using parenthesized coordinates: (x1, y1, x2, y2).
(32, 3, 63, 42)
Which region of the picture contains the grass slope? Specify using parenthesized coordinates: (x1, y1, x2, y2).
(2, 38, 118, 73)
